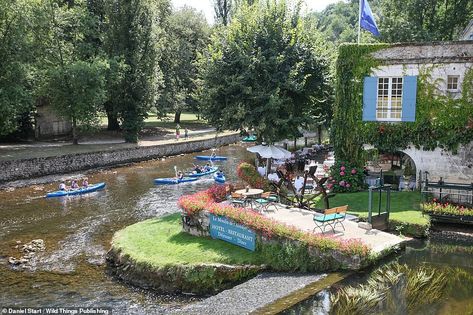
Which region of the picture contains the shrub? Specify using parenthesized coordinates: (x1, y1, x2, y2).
(328, 161, 366, 192)
(236, 162, 271, 190)
(207, 184, 233, 203)
(178, 191, 212, 215)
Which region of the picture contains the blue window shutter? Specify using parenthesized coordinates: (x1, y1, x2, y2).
(363, 76, 378, 121)
(402, 76, 417, 122)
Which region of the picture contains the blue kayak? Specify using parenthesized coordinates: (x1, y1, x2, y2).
(154, 177, 199, 185)
(214, 173, 226, 184)
(195, 155, 228, 161)
(187, 167, 218, 177)
(46, 182, 106, 198)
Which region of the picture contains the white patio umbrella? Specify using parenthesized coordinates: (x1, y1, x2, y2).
(247, 144, 292, 176)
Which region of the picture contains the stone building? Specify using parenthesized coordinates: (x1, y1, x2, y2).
(361, 41, 473, 183)
(34, 98, 71, 139)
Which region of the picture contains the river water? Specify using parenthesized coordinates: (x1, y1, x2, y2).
(1, 143, 473, 315)
(0, 144, 253, 314)
(283, 237, 473, 314)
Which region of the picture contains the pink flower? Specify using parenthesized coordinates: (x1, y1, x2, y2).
(346, 183, 351, 188)
(327, 183, 333, 189)
(340, 166, 346, 171)
(351, 169, 357, 175)
(339, 180, 346, 187)
(340, 171, 345, 176)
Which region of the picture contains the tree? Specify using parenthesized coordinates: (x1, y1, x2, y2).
(378, 0, 473, 42)
(312, 0, 380, 44)
(157, 6, 209, 123)
(0, 0, 35, 137)
(34, 0, 108, 145)
(313, 0, 473, 44)
(104, 0, 168, 142)
(213, 0, 232, 26)
(45, 61, 107, 144)
(199, 0, 331, 143)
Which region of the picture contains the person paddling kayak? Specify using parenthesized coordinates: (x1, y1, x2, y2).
(59, 181, 67, 191)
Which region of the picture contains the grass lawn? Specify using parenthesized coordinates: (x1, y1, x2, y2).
(99, 112, 210, 130)
(112, 213, 264, 268)
(314, 191, 429, 225)
(143, 112, 209, 130)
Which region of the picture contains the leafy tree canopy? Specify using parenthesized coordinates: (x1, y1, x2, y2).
(0, 0, 36, 137)
(34, 0, 109, 144)
(104, 0, 169, 142)
(313, 0, 473, 44)
(157, 6, 209, 123)
(199, 0, 331, 143)
(378, 0, 473, 42)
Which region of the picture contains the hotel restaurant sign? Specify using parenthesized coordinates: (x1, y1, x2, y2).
(209, 214, 256, 251)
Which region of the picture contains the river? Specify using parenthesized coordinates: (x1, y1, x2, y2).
(1, 143, 472, 315)
(0, 144, 253, 314)
(282, 238, 473, 314)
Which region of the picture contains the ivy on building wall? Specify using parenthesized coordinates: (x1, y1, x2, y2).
(331, 43, 388, 166)
(332, 43, 473, 167)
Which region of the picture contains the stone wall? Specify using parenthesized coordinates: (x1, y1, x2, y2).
(106, 247, 263, 295)
(402, 142, 473, 184)
(0, 133, 240, 183)
(182, 210, 367, 271)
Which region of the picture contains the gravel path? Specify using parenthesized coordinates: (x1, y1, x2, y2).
(171, 273, 326, 315)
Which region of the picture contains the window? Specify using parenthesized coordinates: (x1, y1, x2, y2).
(376, 77, 403, 121)
(447, 75, 459, 91)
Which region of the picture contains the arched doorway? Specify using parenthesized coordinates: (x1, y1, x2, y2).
(365, 150, 417, 190)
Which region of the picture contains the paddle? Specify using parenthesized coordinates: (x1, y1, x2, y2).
(173, 165, 180, 183)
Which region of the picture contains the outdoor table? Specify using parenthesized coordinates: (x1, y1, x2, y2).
(235, 188, 264, 198)
(235, 188, 264, 209)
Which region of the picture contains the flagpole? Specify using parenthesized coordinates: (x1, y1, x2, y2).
(358, 0, 362, 44)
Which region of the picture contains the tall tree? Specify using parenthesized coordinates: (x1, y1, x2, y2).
(379, 0, 473, 42)
(35, 0, 108, 144)
(104, 0, 168, 142)
(312, 0, 380, 44)
(199, 0, 331, 143)
(213, 0, 232, 25)
(157, 6, 209, 123)
(313, 0, 473, 44)
(0, 0, 35, 137)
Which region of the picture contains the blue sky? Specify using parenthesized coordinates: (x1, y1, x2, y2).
(171, 0, 343, 23)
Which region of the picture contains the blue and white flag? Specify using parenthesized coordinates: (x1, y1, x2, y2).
(360, 0, 380, 37)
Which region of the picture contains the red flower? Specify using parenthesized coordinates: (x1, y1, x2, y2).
(178, 189, 370, 257)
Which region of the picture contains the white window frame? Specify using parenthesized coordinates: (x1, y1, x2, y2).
(447, 75, 459, 92)
(376, 77, 403, 122)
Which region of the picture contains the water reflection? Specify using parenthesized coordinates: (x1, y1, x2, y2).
(282, 239, 473, 315)
(0, 144, 253, 313)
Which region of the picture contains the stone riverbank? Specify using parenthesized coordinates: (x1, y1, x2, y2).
(106, 247, 265, 295)
(0, 133, 240, 184)
(171, 273, 329, 315)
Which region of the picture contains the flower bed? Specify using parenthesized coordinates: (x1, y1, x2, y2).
(423, 201, 473, 217)
(179, 187, 371, 260)
(423, 201, 473, 224)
